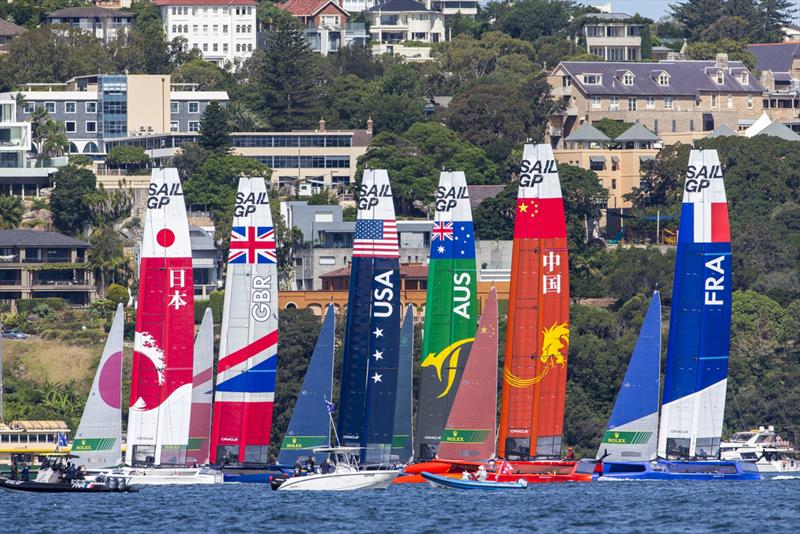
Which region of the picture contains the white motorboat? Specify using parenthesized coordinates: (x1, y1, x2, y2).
(98, 465, 224, 485)
(720, 426, 800, 474)
(275, 448, 399, 491)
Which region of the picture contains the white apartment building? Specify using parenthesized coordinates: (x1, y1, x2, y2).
(582, 12, 645, 62)
(369, 0, 445, 62)
(155, 0, 257, 67)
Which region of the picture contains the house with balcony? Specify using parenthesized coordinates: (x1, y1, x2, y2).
(277, 0, 367, 55)
(0, 230, 97, 305)
(747, 42, 800, 125)
(368, 0, 445, 62)
(45, 7, 134, 43)
(581, 12, 647, 62)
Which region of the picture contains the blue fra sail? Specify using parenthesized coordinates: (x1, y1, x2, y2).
(598, 291, 661, 462)
(277, 303, 336, 466)
(658, 149, 732, 460)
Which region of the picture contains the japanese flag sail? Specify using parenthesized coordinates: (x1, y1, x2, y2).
(658, 149, 731, 459)
(126, 168, 195, 467)
(210, 177, 278, 465)
(498, 144, 570, 461)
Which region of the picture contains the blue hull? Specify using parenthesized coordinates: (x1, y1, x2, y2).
(421, 472, 528, 489)
(220, 465, 292, 484)
(601, 460, 761, 481)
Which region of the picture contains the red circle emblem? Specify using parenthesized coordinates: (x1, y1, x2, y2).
(156, 228, 175, 247)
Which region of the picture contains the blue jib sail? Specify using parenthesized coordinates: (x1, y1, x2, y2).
(598, 291, 661, 462)
(392, 304, 414, 464)
(277, 304, 335, 466)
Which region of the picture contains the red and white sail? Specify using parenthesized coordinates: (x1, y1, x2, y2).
(126, 168, 195, 467)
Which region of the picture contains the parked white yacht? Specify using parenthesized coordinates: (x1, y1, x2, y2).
(720, 426, 800, 474)
(275, 448, 399, 491)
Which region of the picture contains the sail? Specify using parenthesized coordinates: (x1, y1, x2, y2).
(211, 177, 278, 465)
(277, 303, 335, 466)
(415, 171, 478, 460)
(598, 291, 661, 462)
(338, 169, 401, 464)
(437, 288, 499, 462)
(73, 303, 124, 468)
(392, 304, 414, 463)
(126, 168, 194, 467)
(498, 144, 570, 461)
(658, 149, 732, 460)
(186, 308, 214, 465)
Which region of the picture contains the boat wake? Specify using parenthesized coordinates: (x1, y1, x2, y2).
(770, 475, 800, 480)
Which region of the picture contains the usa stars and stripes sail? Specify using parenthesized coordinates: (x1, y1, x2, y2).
(339, 169, 401, 464)
(210, 177, 278, 466)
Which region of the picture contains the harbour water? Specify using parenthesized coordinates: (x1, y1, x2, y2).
(2, 479, 799, 533)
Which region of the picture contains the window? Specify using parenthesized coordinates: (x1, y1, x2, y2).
(236, 43, 241, 52)
(203, 24, 208, 33)
(589, 47, 604, 57)
(321, 15, 340, 26)
(236, 25, 240, 33)
(193, 24, 198, 32)
(65, 101, 76, 114)
(172, 24, 177, 33)
(248, 43, 252, 51)
(171, 101, 179, 113)
(223, 25, 228, 33)
(610, 96, 620, 111)
(102, 101, 127, 114)
(727, 94, 733, 109)
(611, 178, 617, 190)
(628, 97, 637, 111)
(85, 101, 97, 113)
(741, 72, 749, 85)
(170, 121, 179, 132)
(646, 96, 655, 109)
(690, 119, 695, 131)
(213, 43, 218, 52)
(622, 72, 634, 86)
(85, 121, 97, 133)
(591, 96, 601, 109)
(22, 102, 34, 113)
(658, 72, 670, 86)
(44, 102, 56, 113)
(672, 119, 677, 132)
(716, 71, 724, 84)
(711, 94, 718, 109)
(65, 121, 76, 133)
(747, 95, 753, 109)
(203, 43, 208, 52)
(665, 96, 673, 109)
(213, 24, 218, 33)
(188, 121, 200, 132)
(188, 102, 200, 113)
(223, 43, 228, 52)
(653, 119, 659, 133)
(582, 74, 602, 85)
(183, 25, 188, 33)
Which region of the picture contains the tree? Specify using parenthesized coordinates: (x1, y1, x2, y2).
(473, 181, 517, 240)
(225, 101, 267, 131)
(198, 101, 232, 153)
(322, 74, 369, 130)
(626, 142, 691, 208)
(670, 0, 794, 43)
(640, 24, 653, 59)
(37, 120, 69, 160)
(490, 0, 577, 43)
(89, 226, 132, 296)
(559, 164, 608, 246)
(106, 146, 150, 170)
(685, 39, 758, 71)
(106, 284, 130, 307)
(0, 196, 24, 229)
(172, 58, 233, 90)
(326, 45, 384, 80)
(109, 0, 171, 74)
(251, 17, 321, 129)
(50, 165, 97, 236)
(593, 118, 635, 140)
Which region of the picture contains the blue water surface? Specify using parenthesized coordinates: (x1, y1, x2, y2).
(1, 478, 798, 533)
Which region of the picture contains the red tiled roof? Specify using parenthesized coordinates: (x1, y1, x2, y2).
(278, 0, 346, 17)
(154, 0, 256, 6)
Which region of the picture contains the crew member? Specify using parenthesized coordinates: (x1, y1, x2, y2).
(566, 447, 576, 461)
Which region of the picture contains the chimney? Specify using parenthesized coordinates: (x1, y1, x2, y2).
(716, 53, 729, 69)
(366, 116, 373, 134)
(319, 117, 326, 132)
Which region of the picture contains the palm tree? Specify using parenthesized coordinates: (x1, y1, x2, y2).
(38, 120, 69, 160)
(226, 101, 268, 132)
(0, 196, 25, 229)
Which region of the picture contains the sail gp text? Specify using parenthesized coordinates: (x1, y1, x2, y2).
(234, 191, 269, 217)
(147, 182, 182, 208)
(685, 164, 723, 192)
(519, 159, 557, 187)
(251, 275, 272, 321)
(357, 183, 391, 210)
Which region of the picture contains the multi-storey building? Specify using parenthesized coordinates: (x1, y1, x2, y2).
(581, 12, 645, 62)
(276, 0, 367, 55)
(547, 55, 765, 147)
(1, 74, 228, 155)
(368, 0, 445, 61)
(155, 0, 257, 66)
(44, 7, 134, 43)
(0, 230, 97, 305)
(0, 18, 26, 52)
(747, 42, 800, 124)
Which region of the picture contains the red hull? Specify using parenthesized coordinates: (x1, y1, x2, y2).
(397, 459, 592, 484)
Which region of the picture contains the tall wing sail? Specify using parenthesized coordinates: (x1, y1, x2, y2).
(599, 291, 661, 461)
(498, 144, 570, 460)
(73, 303, 124, 468)
(438, 288, 499, 462)
(392, 304, 414, 463)
(211, 177, 278, 465)
(659, 149, 731, 459)
(126, 168, 195, 467)
(338, 169, 401, 464)
(187, 308, 214, 465)
(415, 171, 478, 460)
(278, 303, 335, 466)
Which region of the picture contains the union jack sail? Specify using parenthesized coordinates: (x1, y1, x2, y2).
(228, 226, 276, 264)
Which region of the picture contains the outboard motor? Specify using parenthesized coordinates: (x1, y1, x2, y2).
(108, 477, 119, 490)
(270, 475, 287, 491)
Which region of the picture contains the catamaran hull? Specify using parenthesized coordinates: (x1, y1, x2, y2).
(104, 467, 223, 485)
(221, 465, 289, 483)
(600, 460, 761, 481)
(276, 470, 400, 491)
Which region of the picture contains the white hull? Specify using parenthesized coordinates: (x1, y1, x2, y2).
(103, 466, 223, 485)
(278, 470, 400, 491)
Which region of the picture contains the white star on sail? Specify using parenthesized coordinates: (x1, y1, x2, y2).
(373, 327, 383, 338)
(372, 350, 383, 361)
(437, 246, 445, 254)
(371, 372, 382, 383)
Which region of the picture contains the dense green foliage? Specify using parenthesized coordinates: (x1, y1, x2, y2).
(198, 101, 232, 153)
(0, 196, 25, 229)
(50, 165, 97, 236)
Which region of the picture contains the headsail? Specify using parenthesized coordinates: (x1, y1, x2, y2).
(392, 304, 414, 464)
(126, 168, 195, 467)
(278, 303, 336, 466)
(211, 177, 278, 465)
(437, 288, 499, 462)
(73, 303, 124, 468)
(498, 144, 570, 460)
(415, 171, 478, 460)
(599, 291, 661, 462)
(338, 169, 401, 464)
(658, 149, 731, 460)
(186, 307, 214, 465)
